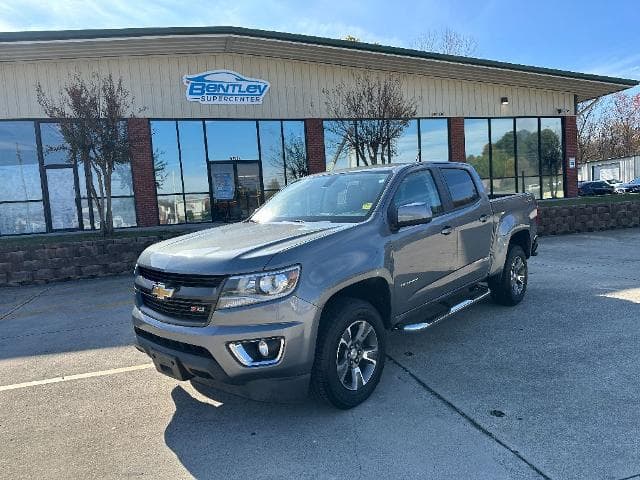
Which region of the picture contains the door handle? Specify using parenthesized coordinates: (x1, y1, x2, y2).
(479, 214, 489, 223)
(441, 226, 453, 235)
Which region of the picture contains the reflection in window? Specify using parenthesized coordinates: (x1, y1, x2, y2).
(391, 120, 419, 164)
(324, 121, 357, 171)
(205, 121, 259, 160)
(283, 121, 307, 182)
(515, 118, 539, 178)
(0, 122, 42, 202)
(178, 121, 208, 193)
(184, 194, 211, 223)
(0, 202, 46, 235)
(158, 195, 186, 225)
(464, 119, 490, 179)
(46, 169, 79, 230)
(541, 118, 563, 199)
(490, 118, 515, 195)
(151, 121, 181, 195)
(259, 121, 285, 193)
(40, 123, 72, 165)
(420, 119, 449, 162)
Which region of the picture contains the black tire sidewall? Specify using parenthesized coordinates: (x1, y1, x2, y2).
(313, 298, 386, 409)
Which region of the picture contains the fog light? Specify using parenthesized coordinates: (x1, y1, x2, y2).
(258, 339, 269, 357)
(228, 337, 284, 367)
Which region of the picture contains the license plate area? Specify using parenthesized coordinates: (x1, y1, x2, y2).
(149, 349, 192, 381)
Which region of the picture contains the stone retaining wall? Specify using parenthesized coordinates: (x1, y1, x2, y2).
(0, 232, 186, 287)
(537, 201, 640, 236)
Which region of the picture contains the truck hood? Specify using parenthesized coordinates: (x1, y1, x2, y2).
(137, 221, 348, 275)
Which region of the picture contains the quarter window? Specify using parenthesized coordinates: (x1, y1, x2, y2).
(441, 168, 480, 208)
(392, 170, 443, 216)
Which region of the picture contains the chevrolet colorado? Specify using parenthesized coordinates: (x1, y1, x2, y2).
(132, 162, 538, 408)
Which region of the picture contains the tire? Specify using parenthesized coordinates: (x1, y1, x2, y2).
(311, 297, 386, 409)
(489, 244, 528, 306)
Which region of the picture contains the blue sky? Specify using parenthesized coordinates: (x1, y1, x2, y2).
(0, 0, 638, 88)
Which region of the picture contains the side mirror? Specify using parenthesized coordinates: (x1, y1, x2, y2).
(391, 202, 433, 230)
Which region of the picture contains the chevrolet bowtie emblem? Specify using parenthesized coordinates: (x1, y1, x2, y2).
(151, 283, 175, 300)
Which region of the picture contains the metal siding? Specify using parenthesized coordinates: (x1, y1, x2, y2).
(0, 53, 575, 119)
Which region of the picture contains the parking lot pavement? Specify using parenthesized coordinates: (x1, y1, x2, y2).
(0, 229, 639, 480)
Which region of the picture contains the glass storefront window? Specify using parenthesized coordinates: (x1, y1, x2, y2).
(515, 118, 539, 178)
(324, 121, 357, 171)
(0, 202, 46, 235)
(391, 120, 419, 164)
(490, 118, 515, 180)
(178, 121, 208, 193)
(541, 118, 564, 199)
(40, 123, 72, 165)
(420, 119, 449, 162)
(283, 121, 307, 182)
(46, 168, 79, 230)
(464, 119, 490, 179)
(184, 194, 211, 223)
(158, 195, 186, 225)
(205, 121, 259, 161)
(259, 121, 285, 193)
(151, 121, 182, 195)
(0, 122, 42, 203)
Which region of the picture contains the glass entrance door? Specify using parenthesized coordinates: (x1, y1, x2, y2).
(209, 162, 262, 222)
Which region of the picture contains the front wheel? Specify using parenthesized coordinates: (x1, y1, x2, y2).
(311, 297, 386, 409)
(489, 244, 528, 306)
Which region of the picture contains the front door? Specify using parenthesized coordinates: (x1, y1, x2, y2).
(209, 161, 262, 221)
(390, 169, 458, 314)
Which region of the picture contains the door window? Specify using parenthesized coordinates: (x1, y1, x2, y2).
(392, 170, 443, 215)
(441, 168, 480, 208)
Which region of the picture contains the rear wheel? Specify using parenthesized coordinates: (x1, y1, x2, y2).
(311, 297, 386, 409)
(489, 244, 528, 306)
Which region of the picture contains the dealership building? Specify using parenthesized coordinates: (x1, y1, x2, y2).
(0, 26, 637, 236)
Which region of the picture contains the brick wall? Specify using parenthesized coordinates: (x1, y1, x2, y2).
(128, 118, 159, 227)
(305, 118, 327, 174)
(563, 116, 578, 198)
(448, 118, 465, 162)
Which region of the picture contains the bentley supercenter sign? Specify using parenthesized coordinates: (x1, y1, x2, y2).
(183, 70, 270, 105)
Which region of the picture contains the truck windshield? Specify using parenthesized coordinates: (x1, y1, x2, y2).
(251, 171, 391, 223)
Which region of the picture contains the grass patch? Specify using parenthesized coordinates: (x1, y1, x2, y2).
(540, 193, 640, 207)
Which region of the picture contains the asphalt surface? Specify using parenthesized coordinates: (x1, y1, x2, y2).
(0, 229, 639, 480)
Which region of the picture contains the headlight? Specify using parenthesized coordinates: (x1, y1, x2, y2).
(217, 265, 300, 309)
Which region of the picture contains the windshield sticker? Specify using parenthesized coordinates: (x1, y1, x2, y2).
(362, 202, 373, 210)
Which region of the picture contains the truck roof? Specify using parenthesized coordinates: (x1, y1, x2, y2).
(322, 162, 464, 175)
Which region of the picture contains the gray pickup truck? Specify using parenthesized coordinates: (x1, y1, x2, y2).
(132, 162, 538, 408)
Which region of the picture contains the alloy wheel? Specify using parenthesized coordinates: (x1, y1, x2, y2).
(510, 255, 527, 296)
(336, 320, 379, 391)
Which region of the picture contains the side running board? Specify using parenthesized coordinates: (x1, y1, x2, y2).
(395, 288, 491, 333)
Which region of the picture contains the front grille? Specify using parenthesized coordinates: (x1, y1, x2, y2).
(140, 290, 212, 323)
(134, 327, 214, 359)
(137, 266, 225, 288)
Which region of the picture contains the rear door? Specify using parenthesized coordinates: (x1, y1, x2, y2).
(389, 168, 458, 313)
(437, 167, 493, 287)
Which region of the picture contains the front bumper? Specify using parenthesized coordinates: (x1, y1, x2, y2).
(132, 294, 320, 400)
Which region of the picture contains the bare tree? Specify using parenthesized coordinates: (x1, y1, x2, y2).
(412, 28, 478, 56)
(323, 73, 417, 167)
(36, 73, 140, 235)
(578, 92, 640, 163)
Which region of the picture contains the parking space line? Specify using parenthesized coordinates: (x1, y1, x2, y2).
(0, 363, 154, 392)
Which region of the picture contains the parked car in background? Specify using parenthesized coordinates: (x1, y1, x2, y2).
(603, 179, 626, 193)
(578, 181, 615, 196)
(619, 177, 640, 193)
